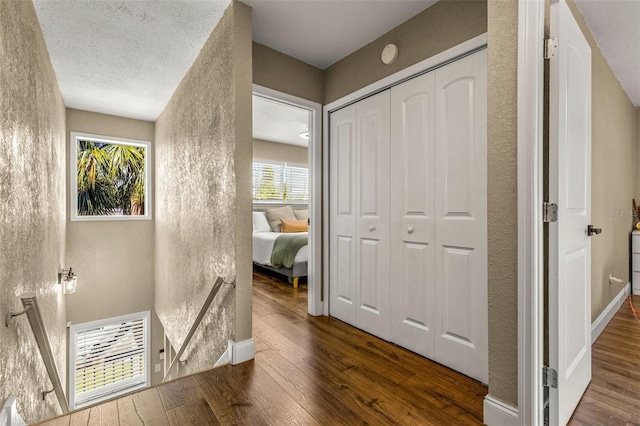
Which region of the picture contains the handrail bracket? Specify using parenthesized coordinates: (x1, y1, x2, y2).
(5, 305, 33, 328)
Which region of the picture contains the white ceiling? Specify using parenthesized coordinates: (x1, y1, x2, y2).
(32, 0, 231, 121)
(575, 0, 640, 106)
(30, 0, 640, 123)
(242, 0, 437, 69)
(253, 96, 310, 147)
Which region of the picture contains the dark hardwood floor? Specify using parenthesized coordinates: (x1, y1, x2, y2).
(37, 269, 488, 425)
(570, 294, 640, 425)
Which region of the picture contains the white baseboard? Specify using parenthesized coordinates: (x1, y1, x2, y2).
(591, 282, 630, 343)
(214, 341, 232, 367)
(483, 395, 519, 426)
(1, 396, 26, 426)
(231, 338, 255, 365)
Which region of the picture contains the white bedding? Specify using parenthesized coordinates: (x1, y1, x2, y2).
(252, 231, 308, 266)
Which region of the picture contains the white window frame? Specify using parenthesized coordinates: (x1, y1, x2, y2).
(70, 131, 152, 222)
(252, 158, 309, 204)
(68, 311, 151, 410)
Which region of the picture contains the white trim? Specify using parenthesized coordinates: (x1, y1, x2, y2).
(323, 33, 488, 113)
(591, 282, 631, 343)
(214, 341, 232, 367)
(516, 1, 545, 425)
(252, 85, 323, 317)
(322, 33, 488, 317)
(69, 131, 152, 222)
(1, 397, 26, 426)
(322, 104, 330, 316)
(484, 395, 519, 426)
(230, 339, 255, 365)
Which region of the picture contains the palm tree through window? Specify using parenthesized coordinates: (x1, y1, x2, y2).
(71, 132, 151, 221)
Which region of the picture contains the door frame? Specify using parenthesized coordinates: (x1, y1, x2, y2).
(516, 0, 545, 425)
(322, 33, 488, 316)
(252, 84, 323, 316)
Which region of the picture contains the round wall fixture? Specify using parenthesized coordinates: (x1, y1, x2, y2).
(381, 43, 398, 65)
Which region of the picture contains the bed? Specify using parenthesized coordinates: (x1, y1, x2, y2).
(252, 209, 308, 288)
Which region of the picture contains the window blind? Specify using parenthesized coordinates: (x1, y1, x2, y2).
(252, 160, 308, 202)
(285, 165, 309, 202)
(69, 311, 150, 409)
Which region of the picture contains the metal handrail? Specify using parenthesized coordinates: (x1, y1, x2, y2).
(5, 293, 69, 413)
(162, 276, 231, 382)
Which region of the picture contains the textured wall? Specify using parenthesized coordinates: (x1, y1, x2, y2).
(487, 0, 518, 407)
(566, 1, 637, 321)
(637, 108, 640, 198)
(232, 2, 253, 345)
(155, 1, 252, 375)
(253, 139, 308, 165)
(252, 42, 324, 104)
(323, 0, 487, 104)
(0, 1, 67, 423)
(65, 109, 165, 385)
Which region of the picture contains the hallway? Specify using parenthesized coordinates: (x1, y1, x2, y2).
(570, 295, 640, 425)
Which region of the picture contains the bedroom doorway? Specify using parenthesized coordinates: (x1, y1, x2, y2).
(251, 85, 323, 316)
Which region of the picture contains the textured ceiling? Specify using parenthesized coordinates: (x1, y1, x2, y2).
(243, 0, 437, 69)
(253, 96, 310, 147)
(29, 1, 640, 122)
(575, 0, 640, 106)
(32, 0, 231, 121)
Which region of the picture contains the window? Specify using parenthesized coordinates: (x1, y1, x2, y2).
(252, 160, 309, 203)
(70, 132, 151, 221)
(69, 311, 150, 410)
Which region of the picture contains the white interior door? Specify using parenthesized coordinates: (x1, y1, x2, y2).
(329, 104, 358, 325)
(389, 72, 436, 358)
(433, 50, 488, 383)
(548, 0, 592, 424)
(355, 91, 391, 339)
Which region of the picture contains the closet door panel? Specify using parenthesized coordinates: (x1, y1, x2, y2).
(355, 91, 391, 340)
(390, 72, 436, 357)
(434, 50, 488, 383)
(329, 104, 358, 325)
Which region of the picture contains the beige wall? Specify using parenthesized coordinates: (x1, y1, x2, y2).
(155, 1, 252, 377)
(637, 108, 640, 197)
(252, 42, 324, 104)
(323, 0, 487, 104)
(253, 139, 308, 164)
(65, 109, 165, 385)
(566, 2, 637, 320)
(0, 1, 67, 423)
(487, 0, 518, 407)
(234, 2, 254, 346)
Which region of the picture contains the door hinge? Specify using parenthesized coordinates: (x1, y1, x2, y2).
(543, 366, 558, 389)
(543, 202, 558, 223)
(544, 37, 558, 60)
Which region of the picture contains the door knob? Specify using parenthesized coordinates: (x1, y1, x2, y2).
(587, 225, 602, 236)
(369, 225, 375, 231)
(407, 226, 414, 234)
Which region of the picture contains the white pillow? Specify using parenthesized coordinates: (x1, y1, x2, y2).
(253, 211, 272, 233)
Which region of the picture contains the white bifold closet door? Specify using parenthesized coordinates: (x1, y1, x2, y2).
(432, 50, 487, 383)
(330, 49, 487, 383)
(389, 71, 437, 359)
(329, 91, 391, 340)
